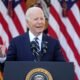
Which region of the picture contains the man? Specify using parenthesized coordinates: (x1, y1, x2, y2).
(0, 7, 65, 61)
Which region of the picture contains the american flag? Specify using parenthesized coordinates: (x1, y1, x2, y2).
(0, 0, 26, 49)
(48, 0, 80, 80)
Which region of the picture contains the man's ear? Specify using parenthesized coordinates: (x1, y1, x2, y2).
(26, 20, 29, 28)
(26, 20, 30, 32)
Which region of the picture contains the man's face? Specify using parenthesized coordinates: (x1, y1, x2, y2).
(27, 9, 45, 36)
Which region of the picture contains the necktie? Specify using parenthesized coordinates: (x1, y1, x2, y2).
(33, 37, 41, 61)
(34, 37, 40, 52)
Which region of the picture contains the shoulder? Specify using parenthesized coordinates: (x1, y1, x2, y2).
(43, 34, 60, 48)
(44, 34, 59, 43)
(10, 32, 28, 43)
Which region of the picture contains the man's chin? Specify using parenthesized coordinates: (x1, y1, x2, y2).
(36, 32, 42, 35)
(38, 31, 43, 34)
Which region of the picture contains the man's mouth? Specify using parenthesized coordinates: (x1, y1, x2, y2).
(36, 26, 42, 28)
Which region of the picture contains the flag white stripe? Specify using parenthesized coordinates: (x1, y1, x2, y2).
(14, 5, 26, 32)
(49, 14, 60, 36)
(71, 4, 80, 24)
(0, 1, 8, 15)
(61, 18, 80, 54)
(0, 24, 9, 48)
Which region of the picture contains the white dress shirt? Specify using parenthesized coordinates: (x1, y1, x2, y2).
(29, 31, 43, 50)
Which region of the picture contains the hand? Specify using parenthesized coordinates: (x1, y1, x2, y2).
(0, 42, 6, 57)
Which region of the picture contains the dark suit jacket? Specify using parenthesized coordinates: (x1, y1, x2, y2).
(6, 32, 65, 61)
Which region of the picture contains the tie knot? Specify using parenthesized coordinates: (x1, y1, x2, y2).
(34, 37, 39, 43)
(35, 37, 38, 41)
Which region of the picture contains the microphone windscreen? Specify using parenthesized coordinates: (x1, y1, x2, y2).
(42, 41, 48, 54)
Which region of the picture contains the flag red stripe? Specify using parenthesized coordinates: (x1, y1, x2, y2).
(75, 73, 79, 80)
(21, 0, 27, 12)
(61, 48, 69, 61)
(48, 25, 58, 39)
(12, 11, 25, 35)
(67, 10, 80, 37)
(77, 0, 80, 9)
(50, 5, 80, 65)
(0, 13, 12, 41)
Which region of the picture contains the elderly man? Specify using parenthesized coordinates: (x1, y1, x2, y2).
(0, 6, 65, 61)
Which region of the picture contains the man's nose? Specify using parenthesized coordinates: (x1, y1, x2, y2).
(38, 19, 42, 23)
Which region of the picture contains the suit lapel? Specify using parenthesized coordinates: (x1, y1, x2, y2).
(41, 34, 49, 55)
(22, 33, 49, 60)
(22, 32, 34, 60)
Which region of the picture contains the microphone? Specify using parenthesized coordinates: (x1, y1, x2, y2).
(30, 41, 41, 61)
(42, 41, 48, 55)
(30, 41, 37, 52)
(30, 41, 48, 61)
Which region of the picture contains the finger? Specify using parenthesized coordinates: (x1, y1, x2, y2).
(0, 42, 6, 55)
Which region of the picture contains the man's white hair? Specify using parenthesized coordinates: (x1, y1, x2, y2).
(25, 7, 44, 21)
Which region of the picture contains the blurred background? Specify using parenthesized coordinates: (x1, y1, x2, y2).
(0, 0, 80, 80)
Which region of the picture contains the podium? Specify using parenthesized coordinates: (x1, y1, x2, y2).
(4, 61, 74, 80)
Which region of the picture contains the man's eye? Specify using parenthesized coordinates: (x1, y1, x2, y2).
(40, 18, 44, 20)
(34, 18, 44, 20)
(34, 18, 38, 20)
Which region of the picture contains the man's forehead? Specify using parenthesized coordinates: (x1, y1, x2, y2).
(28, 7, 42, 12)
(27, 7, 43, 15)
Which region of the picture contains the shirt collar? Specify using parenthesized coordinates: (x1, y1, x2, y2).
(29, 31, 43, 42)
